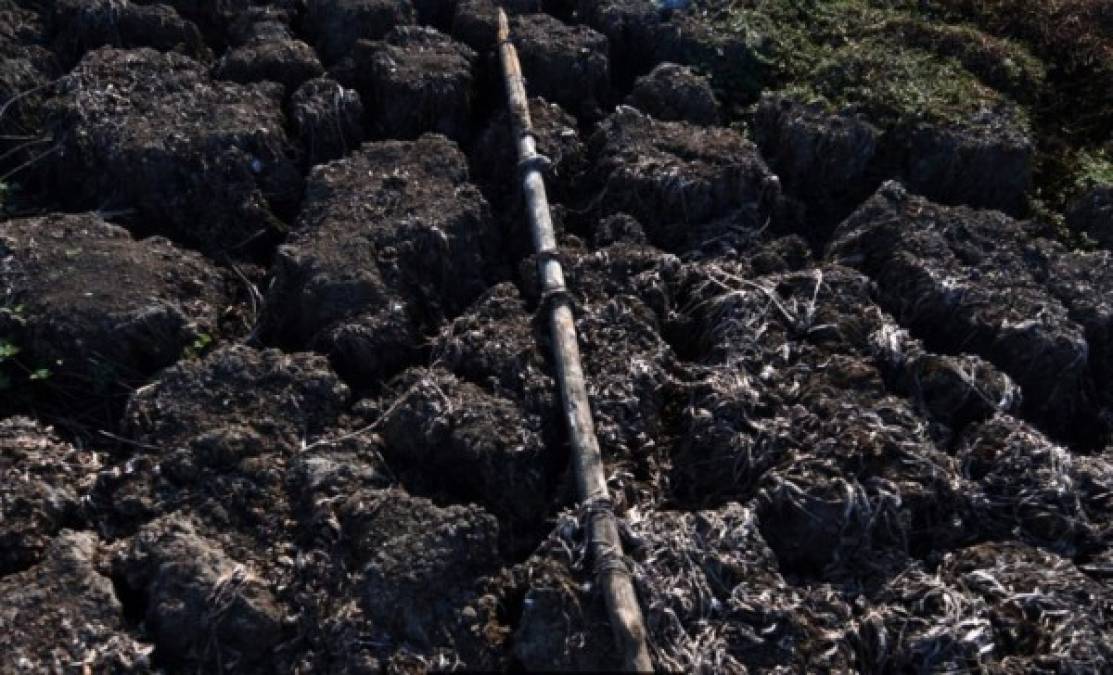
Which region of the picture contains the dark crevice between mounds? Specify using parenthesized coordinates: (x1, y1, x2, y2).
(109, 567, 148, 632)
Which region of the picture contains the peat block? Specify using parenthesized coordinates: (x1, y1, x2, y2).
(829, 182, 1108, 441)
(265, 134, 495, 383)
(115, 515, 282, 669)
(45, 47, 301, 255)
(589, 106, 780, 252)
(49, 0, 209, 66)
(305, 0, 415, 65)
(288, 77, 365, 167)
(361, 26, 476, 141)
(0, 212, 229, 395)
(0, 531, 151, 671)
(0, 418, 99, 574)
(380, 367, 550, 524)
(216, 37, 324, 92)
(627, 61, 719, 125)
(509, 12, 610, 123)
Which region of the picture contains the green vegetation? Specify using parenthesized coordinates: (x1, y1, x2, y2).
(183, 331, 214, 360)
(783, 38, 1017, 128)
(691, 0, 1109, 220)
(0, 307, 51, 392)
(699, 0, 1036, 127)
(1075, 149, 1113, 190)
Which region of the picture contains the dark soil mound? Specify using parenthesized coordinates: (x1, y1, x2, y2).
(1068, 184, 1113, 248)
(472, 96, 586, 203)
(44, 47, 301, 256)
(380, 367, 551, 526)
(627, 61, 720, 125)
(288, 77, 365, 167)
(0, 4, 59, 176)
(88, 344, 350, 538)
(49, 0, 209, 67)
(0, 418, 99, 575)
(753, 93, 882, 238)
(754, 92, 1033, 234)
(829, 182, 1109, 444)
(509, 13, 611, 123)
(589, 106, 781, 252)
(115, 515, 284, 670)
(340, 26, 477, 142)
(0, 213, 230, 401)
(305, 0, 415, 65)
(672, 265, 978, 562)
(340, 488, 502, 658)
(215, 38, 324, 93)
(0, 531, 151, 671)
(958, 414, 1113, 555)
(450, 0, 541, 53)
(264, 134, 496, 383)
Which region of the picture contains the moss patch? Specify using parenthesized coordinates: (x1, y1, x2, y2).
(787, 37, 1022, 129)
(1075, 148, 1113, 190)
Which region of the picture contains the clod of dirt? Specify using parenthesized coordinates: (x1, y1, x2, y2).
(0, 530, 152, 672)
(0, 6, 59, 176)
(359, 26, 477, 142)
(829, 181, 1101, 442)
(509, 13, 611, 124)
(285, 434, 393, 544)
(288, 78, 364, 167)
(959, 414, 1113, 555)
(651, 7, 770, 107)
(672, 265, 977, 563)
(870, 324, 1021, 434)
(88, 345, 349, 536)
(115, 515, 283, 670)
(123, 344, 349, 455)
(627, 504, 810, 673)
(339, 488, 502, 660)
(867, 541, 1113, 671)
(304, 0, 416, 65)
(627, 61, 719, 125)
(593, 213, 648, 247)
(49, 0, 209, 67)
(589, 106, 781, 252)
(510, 520, 620, 671)
(577, 0, 664, 86)
(432, 281, 556, 410)
(450, 0, 541, 53)
(0, 417, 101, 574)
(45, 47, 302, 256)
(1067, 184, 1113, 249)
(573, 293, 678, 503)
(264, 135, 496, 384)
(380, 367, 550, 524)
(889, 107, 1033, 216)
(226, 6, 295, 46)
(215, 38, 324, 93)
(131, 0, 251, 45)
(0, 213, 229, 399)
(753, 93, 881, 238)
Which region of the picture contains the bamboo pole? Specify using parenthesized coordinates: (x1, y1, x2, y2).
(497, 10, 653, 672)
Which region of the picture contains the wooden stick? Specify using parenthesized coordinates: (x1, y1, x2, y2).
(496, 10, 653, 672)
